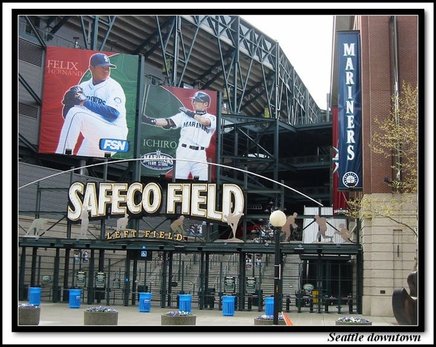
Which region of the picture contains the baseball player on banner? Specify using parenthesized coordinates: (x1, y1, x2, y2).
(55, 53, 128, 157)
(143, 91, 216, 181)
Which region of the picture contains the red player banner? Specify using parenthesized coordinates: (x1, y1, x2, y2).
(140, 85, 218, 181)
(331, 105, 348, 213)
(39, 47, 139, 159)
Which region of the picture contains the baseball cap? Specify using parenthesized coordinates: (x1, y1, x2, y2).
(191, 91, 210, 104)
(90, 53, 116, 68)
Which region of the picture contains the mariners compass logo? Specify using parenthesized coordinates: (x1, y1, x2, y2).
(342, 171, 359, 188)
(141, 149, 174, 171)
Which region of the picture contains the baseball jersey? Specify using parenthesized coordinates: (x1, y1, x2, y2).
(170, 111, 216, 148)
(79, 77, 127, 128)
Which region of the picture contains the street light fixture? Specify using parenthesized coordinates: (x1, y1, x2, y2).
(269, 210, 287, 325)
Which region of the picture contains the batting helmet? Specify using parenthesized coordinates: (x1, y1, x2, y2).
(191, 91, 210, 104)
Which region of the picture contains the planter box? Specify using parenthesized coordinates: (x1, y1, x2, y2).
(336, 317, 372, 326)
(84, 311, 118, 325)
(254, 318, 286, 325)
(161, 315, 196, 325)
(19, 306, 40, 325)
(335, 321, 372, 326)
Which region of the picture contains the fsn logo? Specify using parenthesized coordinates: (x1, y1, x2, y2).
(99, 139, 129, 152)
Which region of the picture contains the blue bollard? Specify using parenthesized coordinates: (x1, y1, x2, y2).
(28, 287, 41, 306)
(264, 297, 274, 316)
(222, 296, 236, 316)
(139, 292, 152, 312)
(178, 294, 192, 313)
(69, 288, 81, 308)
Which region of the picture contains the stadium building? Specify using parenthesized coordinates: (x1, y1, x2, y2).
(16, 13, 420, 324)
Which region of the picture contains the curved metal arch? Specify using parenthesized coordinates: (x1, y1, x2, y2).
(19, 157, 323, 207)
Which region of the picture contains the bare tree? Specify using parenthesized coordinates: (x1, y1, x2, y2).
(370, 80, 418, 193)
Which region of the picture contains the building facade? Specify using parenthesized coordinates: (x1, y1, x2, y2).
(331, 15, 419, 317)
(15, 12, 421, 324)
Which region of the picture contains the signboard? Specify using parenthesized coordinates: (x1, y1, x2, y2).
(246, 277, 257, 294)
(337, 31, 363, 190)
(73, 250, 81, 263)
(127, 249, 152, 260)
(41, 275, 52, 284)
(112, 277, 122, 289)
(95, 272, 106, 289)
(76, 271, 86, 288)
(303, 283, 314, 292)
(139, 247, 152, 260)
(68, 182, 244, 225)
(39, 46, 139, 159)
(141, 85, 218, 181)
(224, 276, 236, 293)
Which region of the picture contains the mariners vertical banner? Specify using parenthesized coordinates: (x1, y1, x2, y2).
(39, 47, 139, 159)
(337, 31, 362, 190)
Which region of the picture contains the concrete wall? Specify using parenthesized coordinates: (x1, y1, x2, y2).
(360, 193, 417, 316)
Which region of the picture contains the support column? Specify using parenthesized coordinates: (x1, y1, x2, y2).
(161, 251, 168, 308)
(199, 251, 205, 310)
(204, 253, 210, 309)
(167, 252, 173, 307)
(123, 254, 130, 306)
(52, 248, 61, 303)
(131, 258, 138, 306)
(62, 248, 71, 302)
(19, 247, 27, 301)
(238, 252, 246, 311)
(30, 247, 38, 286)
(87, 249, 95, 304)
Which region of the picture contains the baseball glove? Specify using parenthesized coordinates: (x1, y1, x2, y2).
(62, 85, 87, 118)
(63, 85, 87, 105)
(179, 107, 195, 118)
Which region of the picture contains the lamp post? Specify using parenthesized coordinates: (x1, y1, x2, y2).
(269, 210, 287, 325)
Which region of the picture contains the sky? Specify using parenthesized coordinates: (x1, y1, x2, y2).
(241, 15, 333, 110)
